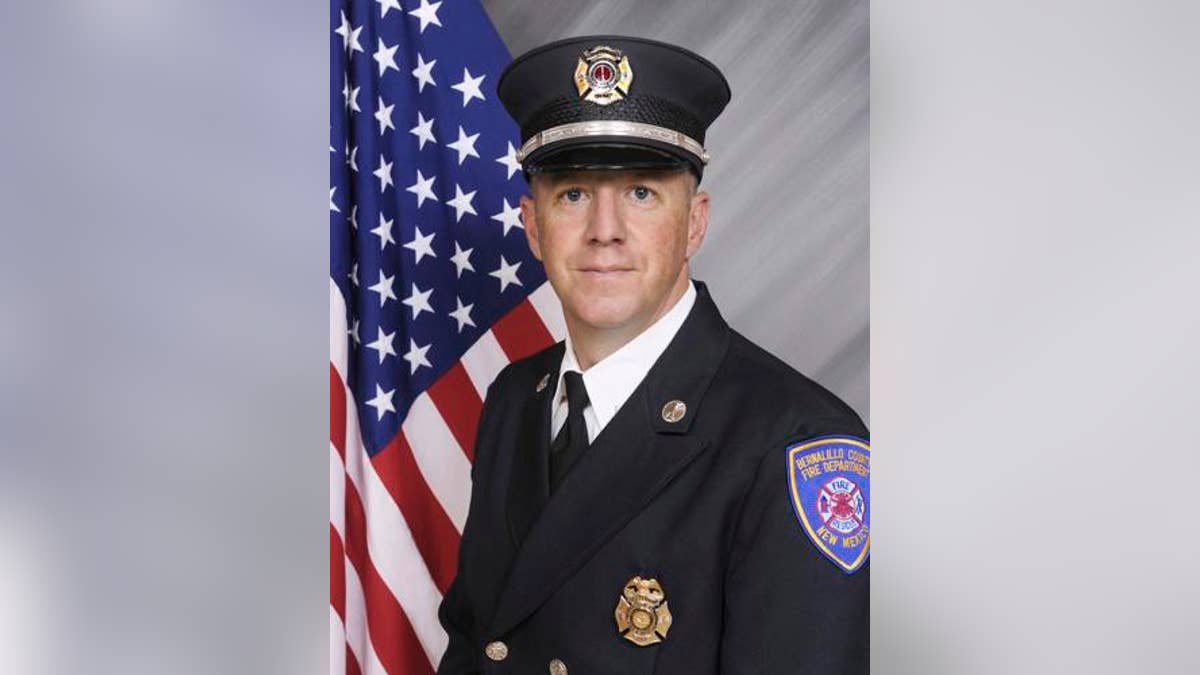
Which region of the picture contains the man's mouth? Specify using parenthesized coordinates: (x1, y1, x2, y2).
(578, 266, 635, 276)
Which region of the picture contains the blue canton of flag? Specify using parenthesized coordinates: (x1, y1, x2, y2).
(330, 0, 545, 455)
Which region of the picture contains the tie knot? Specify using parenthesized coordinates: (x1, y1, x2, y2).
(562, 371, 589, 409)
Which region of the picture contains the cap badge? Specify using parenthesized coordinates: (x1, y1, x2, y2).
(574, 45, 633, 106)
(614, 575, 672, 646)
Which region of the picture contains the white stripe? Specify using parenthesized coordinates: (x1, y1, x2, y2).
(459, 330, 510, 399)
(342, 549, 388, 675)
(528, 281, 568, 341)
(330, 444, 387, 675)
(330, 278, 349, 376)
(402, 394, 473, 532)
(330, 607, 347, 675)
(330, 443, 345, 537)
(331, 300, 449, 666)
(343, 386, 448, 666)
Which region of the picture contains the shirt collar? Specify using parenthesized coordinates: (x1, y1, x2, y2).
(557, 281, 698, 430)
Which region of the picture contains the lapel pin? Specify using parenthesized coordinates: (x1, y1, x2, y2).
(536, 373, 550, 393)
(661, 400, 687, 423)
(615, 576, 672, 646)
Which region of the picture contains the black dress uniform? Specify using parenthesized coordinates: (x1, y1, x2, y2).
(437, 282, 869, 675)
(437, 36, 869, 675)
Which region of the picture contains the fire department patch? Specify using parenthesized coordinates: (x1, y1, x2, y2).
(787, 436, 870, 573)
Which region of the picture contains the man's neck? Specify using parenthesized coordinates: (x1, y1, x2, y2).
(567, 273, 692, 371)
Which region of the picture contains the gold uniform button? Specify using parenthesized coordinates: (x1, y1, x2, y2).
(484, 640, 509, 662)
(548, 658, 568, 675)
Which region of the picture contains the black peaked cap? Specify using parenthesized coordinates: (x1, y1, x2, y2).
(497, 35, 732, 178)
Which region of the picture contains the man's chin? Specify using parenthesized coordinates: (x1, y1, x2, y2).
(567, 301, 641, 333)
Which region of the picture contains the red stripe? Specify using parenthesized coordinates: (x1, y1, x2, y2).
(371, 433, 460, 593)
(331, 364, 350, 674)
(345, 643, 363, 675)
(330, 524, 346, 621)
(332, 533, 365, 675)
(343, 477, 435, 675)
(330, 363, 347, 458)
(492, 299, 556, 362)
(426, 361, 483, 463)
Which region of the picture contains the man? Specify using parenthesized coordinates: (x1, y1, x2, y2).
(438, 36, 869, 674)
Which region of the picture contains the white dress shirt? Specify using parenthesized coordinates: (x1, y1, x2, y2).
(550, 280, 697, 443)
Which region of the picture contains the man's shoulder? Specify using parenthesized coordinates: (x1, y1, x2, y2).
(487, 340, 566, 397)
(715, 329, 866, 436)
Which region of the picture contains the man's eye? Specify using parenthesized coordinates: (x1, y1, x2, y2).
(631, 186, 652, 201)
(563, 188, 584, 202)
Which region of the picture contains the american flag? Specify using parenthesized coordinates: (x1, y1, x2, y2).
(329, 1, 565, 673)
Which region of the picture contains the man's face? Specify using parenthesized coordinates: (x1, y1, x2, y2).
(520, 168, 710, 336)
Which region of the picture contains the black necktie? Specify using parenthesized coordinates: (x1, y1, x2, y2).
(549, 371, 590, 492)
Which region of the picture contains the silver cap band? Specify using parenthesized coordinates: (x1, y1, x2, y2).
(515, 120, 710, 166)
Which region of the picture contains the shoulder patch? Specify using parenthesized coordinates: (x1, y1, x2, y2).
(786, 436, 870, 573)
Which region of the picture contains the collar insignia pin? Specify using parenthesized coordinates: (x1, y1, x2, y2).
(661, 400, 686, 423)
(615, 576, 672, 646)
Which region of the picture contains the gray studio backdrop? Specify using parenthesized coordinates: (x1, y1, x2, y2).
(483, 0, 870, 421)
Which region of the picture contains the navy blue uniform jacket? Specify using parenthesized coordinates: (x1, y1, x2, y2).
(437, 282, 869, 674)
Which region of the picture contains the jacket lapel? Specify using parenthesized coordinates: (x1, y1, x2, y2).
(505, 344, 562, 550)
(489, 281, 731, 637)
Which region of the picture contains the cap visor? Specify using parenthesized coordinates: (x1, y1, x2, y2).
(524, 138, 699, 175)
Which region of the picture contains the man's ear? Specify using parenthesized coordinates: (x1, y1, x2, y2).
(685, 189, 710, 259)
(520, 194, 543, 261)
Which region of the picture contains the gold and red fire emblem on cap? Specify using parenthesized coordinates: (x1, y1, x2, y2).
(574, 45, 633, 105)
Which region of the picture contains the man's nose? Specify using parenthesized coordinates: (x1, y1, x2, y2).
(585, 188, 626, 244)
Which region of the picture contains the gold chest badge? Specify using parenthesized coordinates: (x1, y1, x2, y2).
(614, 576, 672, 646)
(574, 45, 633, 105)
